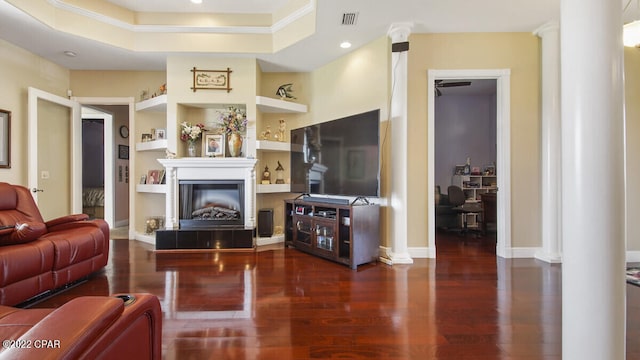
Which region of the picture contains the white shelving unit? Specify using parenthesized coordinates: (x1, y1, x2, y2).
(255, 97, 306, 195)
(451, 174, 497, 229)
(256, 140, 289, 152)
(135, 139, 168, 152)
(256, 96, 307, 113)
(134, 94, 167, 112)
(255, 96, 307, 245)
(136, 184, 167, 193)
(134, 94, 169, 244)
(257, 183, 291, 193)
(451, 174, 497, 202)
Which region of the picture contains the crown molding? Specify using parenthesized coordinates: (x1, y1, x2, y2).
(46, 0, 314, 35)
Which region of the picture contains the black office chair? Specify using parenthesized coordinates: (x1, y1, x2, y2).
(447, 185, 483, 237)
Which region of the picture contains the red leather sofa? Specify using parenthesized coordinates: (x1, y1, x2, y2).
(0, 293, 162, 359)
(0, 182, 110, 306)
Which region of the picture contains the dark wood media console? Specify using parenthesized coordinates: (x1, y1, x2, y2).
(284, 199, 380, 269)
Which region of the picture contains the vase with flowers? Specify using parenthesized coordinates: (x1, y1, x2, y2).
(219, 106, 247, 157)
(180, 122, 205, 157)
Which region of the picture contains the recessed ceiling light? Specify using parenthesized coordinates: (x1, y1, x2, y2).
(63, 50, 77, 57)
(340, 41, 352, 49)
(191, 0, 202, 4)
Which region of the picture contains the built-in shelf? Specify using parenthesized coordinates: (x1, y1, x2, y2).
(256, 140, 290, 152)
(136, 139, 168, 151)
(136, 184, 167, 193)
(257, 183, 290, 193)
(135, 94, 167, 112)
(256, 96, 307, 113)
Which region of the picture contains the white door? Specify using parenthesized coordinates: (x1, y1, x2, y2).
(27, 87, 82, 220)
(82, 107, 115, 227)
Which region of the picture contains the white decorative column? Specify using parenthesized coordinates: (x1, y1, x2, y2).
(534, 22, 563, 263)
(561, 0, 626, 358)
(387, 23, 413, 265)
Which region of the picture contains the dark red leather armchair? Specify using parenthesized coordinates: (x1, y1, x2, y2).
(0, 293, 162, 359)
(0, 182, 109, 305)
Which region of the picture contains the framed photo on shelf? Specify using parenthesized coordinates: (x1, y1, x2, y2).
(454, 165, 465, 175)
(146, 170, 160, 184)
(154, 128, 166, 140)
(141, 133, 153, 142)
(158, 170, 166, 184)
(202, 132, 225, 157)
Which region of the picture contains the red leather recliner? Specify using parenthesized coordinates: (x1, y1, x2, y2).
(0, 182, 109, 305)
(0, 293, 162, 360)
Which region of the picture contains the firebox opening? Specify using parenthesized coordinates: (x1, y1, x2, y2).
(179, 180, 244, 229)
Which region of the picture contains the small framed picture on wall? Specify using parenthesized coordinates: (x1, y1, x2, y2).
(118, 145, 129, 159)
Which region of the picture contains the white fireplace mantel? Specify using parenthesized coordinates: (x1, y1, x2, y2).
(158, 158, 258, 230)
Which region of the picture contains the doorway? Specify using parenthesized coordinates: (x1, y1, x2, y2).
(427, 69, 512, 258)
(78, 102, 132, 230)
(434, 78, 497, 253)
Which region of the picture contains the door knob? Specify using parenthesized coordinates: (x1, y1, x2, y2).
(31, 188, 43, 193)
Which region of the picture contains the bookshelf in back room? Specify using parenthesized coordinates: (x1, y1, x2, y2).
(134, 94, 168, 244)
(255, 95, 308, 246)
(451, 173, 497, 229)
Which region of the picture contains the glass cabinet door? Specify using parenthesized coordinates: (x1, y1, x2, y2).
(294, 218, 312, 246)
(315, 222, 335, 252)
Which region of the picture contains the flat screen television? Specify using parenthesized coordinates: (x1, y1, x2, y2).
(290, 109, 380, 198)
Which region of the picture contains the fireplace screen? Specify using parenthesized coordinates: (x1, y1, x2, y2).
(179, 180, 244, 228)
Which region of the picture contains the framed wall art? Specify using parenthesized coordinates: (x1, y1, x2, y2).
(118, 145, 129, 159)
(190, 67, 232, 92)
(0, 109, 10, 168)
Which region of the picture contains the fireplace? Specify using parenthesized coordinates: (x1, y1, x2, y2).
(157, 157, 258, 232)
(179, 180, 244, 228)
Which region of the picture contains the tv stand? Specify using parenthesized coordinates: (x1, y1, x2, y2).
(301, 196, 350, 205)
(284, 198, 380, 269)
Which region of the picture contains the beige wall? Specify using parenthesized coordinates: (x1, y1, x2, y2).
(0, 39, 70, 185)
(4, 33, 639, 254)
(308, 36, 391, 246)
(407, 32, 542, 249)
(625, 47, 640, 252)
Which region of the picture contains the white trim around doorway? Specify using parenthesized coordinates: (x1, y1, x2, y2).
(427, 69, 512, 258)
(73, 97, 134, 233)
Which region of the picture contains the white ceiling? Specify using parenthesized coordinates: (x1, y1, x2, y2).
(0, 0, 636, 73)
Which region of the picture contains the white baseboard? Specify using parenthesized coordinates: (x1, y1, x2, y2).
(503, 247, 539, 258)
(113, 219, 129, 228)
(134, 232, 155, 245)
(408, 247, 433, 258)
(257, 234, 284, 247)
(627, 251, 640, 263)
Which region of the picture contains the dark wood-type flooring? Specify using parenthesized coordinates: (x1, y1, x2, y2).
(30, 230, 640, 359)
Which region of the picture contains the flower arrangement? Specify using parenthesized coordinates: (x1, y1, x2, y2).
(219, 106, 247, 135)
(180, 122, 205, 143)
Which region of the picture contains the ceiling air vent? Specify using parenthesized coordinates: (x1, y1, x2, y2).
(341, 12, 359, 26)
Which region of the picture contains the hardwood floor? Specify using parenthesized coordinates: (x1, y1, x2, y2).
(31, 230, 640, 359)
